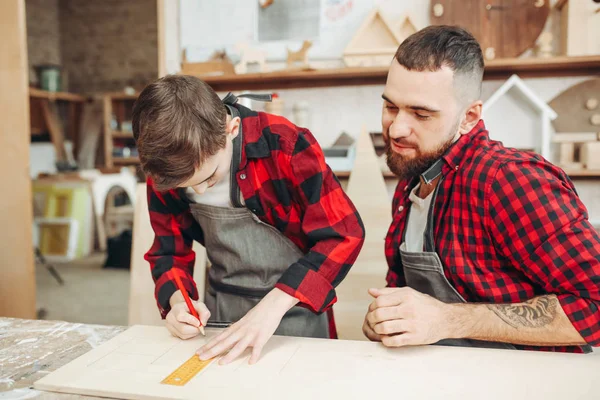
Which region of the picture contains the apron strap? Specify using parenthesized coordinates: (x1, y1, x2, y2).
(222, 92, 272, 207)
(422, 158, 445, 251)
(401, 158, 445, 252)
(225, 104, 245, 208)
(423, 180, 443, 253)
(421, 157, 444, 185)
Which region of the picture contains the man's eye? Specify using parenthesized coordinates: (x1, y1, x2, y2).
(415, 113, 430, 121)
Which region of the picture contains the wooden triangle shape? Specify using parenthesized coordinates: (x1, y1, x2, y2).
(346, 127, 391, 274)
(344, 8, 402, 54)
(334, 127, 390, 341)
(397, 16, 418, 42)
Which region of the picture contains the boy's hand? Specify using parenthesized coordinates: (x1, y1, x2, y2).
(166, 290, 211, 340)
(197, 288, 298, 365)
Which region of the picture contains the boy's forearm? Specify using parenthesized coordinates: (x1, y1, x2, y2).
(446, 295, 587, 347)
(264, 287, 300, 314)
(169, 290, 185, 308)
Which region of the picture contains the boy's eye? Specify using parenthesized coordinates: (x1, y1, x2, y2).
(415, 113, 431, 121)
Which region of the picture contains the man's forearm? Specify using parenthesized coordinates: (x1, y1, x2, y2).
(446, 295, 587, 347)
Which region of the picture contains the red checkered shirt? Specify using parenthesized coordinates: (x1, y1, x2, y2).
(145, 103, 365, 330)
(385, 120, 600, 353)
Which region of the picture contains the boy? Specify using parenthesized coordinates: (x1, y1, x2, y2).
(132, 75, 365, 365)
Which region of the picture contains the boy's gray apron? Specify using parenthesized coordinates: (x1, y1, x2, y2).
(188, 93, 329, 339)
(398, 159, 516, 350)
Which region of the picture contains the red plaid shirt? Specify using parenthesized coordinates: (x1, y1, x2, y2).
(385, 120, 600, 353)
(145, 103, 365, 326)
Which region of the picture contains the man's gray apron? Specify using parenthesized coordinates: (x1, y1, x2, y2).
(399, 159, 516, 350)
(188, 93, 329, 339)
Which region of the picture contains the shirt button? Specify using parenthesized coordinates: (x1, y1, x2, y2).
(455, 165, 459, 170)
(398, 205, 404, 212)
(240, 173, 247, 180)
(404, 185, 409, 191)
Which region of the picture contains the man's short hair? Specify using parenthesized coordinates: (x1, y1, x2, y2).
(394, 25, 484, 103)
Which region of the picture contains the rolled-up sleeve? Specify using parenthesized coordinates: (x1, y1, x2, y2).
(487, 160, 600, 346)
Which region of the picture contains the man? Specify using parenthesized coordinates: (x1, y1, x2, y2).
(133, 76, 364, 365)
(363, 25, 600, 353)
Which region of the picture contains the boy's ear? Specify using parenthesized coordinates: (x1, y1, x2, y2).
(227, 116, 241, 139)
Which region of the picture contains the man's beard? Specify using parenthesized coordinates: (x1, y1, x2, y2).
(385, 125, 459, 181)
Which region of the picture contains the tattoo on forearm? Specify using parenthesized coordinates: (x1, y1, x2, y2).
(487, 296, 558, 329)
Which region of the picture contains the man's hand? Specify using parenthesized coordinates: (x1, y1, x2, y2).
(365, 287, 453, 347)
(197, 288, 298, 365)
(165, 290, 211, 340)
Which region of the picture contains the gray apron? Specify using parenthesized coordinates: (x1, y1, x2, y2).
(187, 93, 329, 339)
(399, 159, 516, 350)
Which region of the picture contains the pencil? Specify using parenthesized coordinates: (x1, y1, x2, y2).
(172, 273, 205, 336)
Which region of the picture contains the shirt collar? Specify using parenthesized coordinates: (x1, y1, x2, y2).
(441, 119, 487, 173)
(228, 104, 271, 173)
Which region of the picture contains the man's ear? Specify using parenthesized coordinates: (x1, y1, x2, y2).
(226, 116, 241, 139)
(459, 100, 483, 135)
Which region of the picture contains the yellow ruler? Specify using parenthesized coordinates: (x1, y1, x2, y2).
(161, 355, 215, 386)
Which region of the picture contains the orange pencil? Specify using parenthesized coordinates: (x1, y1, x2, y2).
(173, 273, 205, 336)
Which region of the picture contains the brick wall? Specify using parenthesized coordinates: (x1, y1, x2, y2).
(26, 0, 62, 86)
(59, 0, 158, 93)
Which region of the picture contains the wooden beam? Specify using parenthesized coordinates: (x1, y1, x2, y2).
(29, 88, 86, 102)
(103, 96, 114, 168)
(40, 100, 68, 162)
(0, 0, 36, 318)
(157, 0, 166, 77)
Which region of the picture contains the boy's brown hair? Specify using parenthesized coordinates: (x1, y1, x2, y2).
(132, 75, 227, 191)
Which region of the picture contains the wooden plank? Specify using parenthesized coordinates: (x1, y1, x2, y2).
(157, 0, 166, 78)
(564, 169, 600, 178)
(40, 100, 68, 162)
(113, 130, 134, 139)
(0, 0, 36, 319)
(202, 66, 390, 91)
(484, 55, 600, 79)
(29, 87, 86, 102)
(196, 56, 600, 91)
(103, 95, 114, 168)
(553, 132, 600, 142)
(113, 157, 140, 165)
(104, 92, 139, 100)
(335, 170, 397, 180)
(34, 325, 600, 400)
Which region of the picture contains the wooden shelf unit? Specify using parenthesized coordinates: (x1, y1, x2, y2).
(197, 55, 600, 92)
(102, 93, 139, 168)
(29, 88, 87, 161)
